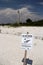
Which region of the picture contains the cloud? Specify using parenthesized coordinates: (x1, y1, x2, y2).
(38, 2, 43, 5)
(0, 0, 34, 10)
(0, 7, 43, 24)
(19, 4, 33, 9)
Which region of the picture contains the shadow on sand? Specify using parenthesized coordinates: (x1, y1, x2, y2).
(22, 58, 33, 65)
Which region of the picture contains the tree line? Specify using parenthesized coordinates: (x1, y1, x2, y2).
(0, 18, 43, 27)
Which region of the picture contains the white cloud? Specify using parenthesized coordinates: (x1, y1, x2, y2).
(0, 8, 43, 23)
(19, 4, 33, 9)
(39, 2, 43, 5)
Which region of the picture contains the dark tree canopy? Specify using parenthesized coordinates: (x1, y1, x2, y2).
(26, 18, 32, 23)
(0, 19, 43, 26)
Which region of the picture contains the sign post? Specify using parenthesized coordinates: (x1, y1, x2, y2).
(22, 32, 33, 65)
(23, 50, 27, 65)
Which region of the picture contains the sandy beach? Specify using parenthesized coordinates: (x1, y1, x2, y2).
(0, 26, 43, 65)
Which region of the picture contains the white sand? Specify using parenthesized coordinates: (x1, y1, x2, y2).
(0, 26, 43, 65)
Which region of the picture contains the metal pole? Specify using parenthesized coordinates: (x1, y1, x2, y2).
(23, 50, 27, 65)
(18, 10, 20, 23)
(23, 32, 29, 65)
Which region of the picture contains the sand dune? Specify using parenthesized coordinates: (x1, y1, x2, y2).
(0, 26, 43, 65)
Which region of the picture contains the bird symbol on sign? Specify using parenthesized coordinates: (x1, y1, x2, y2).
(24, 39, 30, 43)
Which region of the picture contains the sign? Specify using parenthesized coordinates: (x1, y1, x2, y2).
(22, 34, 33, 50)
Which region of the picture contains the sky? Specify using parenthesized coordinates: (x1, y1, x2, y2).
(0, 0, 43, 23)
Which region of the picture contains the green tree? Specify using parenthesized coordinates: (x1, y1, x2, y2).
(26, 18, 32, 23)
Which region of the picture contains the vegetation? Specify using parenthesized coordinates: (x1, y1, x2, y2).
(0, 19, 43, 27)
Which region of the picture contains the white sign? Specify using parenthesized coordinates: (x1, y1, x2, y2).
(22, 34, 33, 50)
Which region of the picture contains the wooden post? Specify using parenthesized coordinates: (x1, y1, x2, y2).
(23, 50, 27, 65)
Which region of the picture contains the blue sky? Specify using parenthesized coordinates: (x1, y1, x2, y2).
(0, 0, 43, 23)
